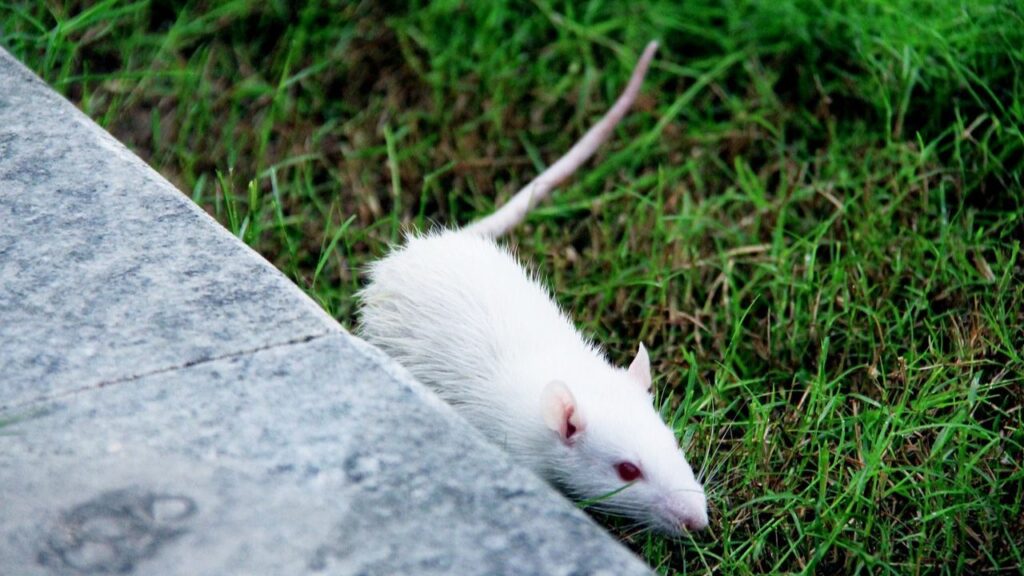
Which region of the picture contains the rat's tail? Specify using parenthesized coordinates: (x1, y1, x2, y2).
(463, 41, 659, 239)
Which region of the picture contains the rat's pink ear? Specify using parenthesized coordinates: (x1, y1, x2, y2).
(628, 343, 652, 392)
(542, 381, 585, 445)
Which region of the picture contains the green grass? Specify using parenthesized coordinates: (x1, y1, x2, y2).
(3, 1, 1022, 573)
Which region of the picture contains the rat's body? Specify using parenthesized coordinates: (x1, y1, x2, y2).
(357, 43, 709, 534)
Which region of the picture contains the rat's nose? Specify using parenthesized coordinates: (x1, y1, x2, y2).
(670, 501, 709, 532)
(667, 495, 709, 532)
(681, 513, 709, 531)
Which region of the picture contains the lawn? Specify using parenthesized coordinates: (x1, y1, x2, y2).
(2, 1, 1022, 573)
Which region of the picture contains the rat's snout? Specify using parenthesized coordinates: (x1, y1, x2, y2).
(680, 509, 710, 532)
(664, 493, 709, 533)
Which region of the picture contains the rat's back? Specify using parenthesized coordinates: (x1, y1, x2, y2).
(358, 231, 602, 420)
(356, 43, 658, 434)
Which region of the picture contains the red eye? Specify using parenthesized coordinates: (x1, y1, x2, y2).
(616, 462, 642, 482)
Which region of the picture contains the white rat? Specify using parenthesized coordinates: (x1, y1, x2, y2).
(357, 42, 709, 534)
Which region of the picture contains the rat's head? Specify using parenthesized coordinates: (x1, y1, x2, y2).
(540, 344, 708, 535)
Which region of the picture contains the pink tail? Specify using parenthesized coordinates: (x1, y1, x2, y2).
(464, 41, 659, 238)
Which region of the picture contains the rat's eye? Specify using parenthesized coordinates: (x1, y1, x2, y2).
(615, 462, 643, 482)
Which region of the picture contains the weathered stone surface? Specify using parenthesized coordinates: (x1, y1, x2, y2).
(0, 334, 652, 575)
(0, 47, 652, 574)
(0, 49, 337, 409)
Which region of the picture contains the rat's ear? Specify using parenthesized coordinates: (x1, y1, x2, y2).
(627, 343, 652, 392)
(542, 380, 585, 445)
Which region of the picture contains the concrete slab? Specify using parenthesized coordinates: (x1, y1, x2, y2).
(0, 49, 338, 408)
(0, 333, 651, 575)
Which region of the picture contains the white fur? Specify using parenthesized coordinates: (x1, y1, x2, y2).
(356, 41, 708, 534)
(357, 231, 708, 534)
